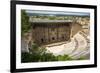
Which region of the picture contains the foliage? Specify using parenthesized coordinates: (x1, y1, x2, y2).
(21, 43, 57, 62)
(21, 10, 31, 36)
(21, 52, 33, 62)
(57, 55, 73, 61)
(48, 16, 56, 20)
(77, 56, 87, 60)
(31, 15, 89, 21)
(21, 43, 74, 63)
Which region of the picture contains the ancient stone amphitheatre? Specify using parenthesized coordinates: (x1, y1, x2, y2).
(46, 30, 90, 59)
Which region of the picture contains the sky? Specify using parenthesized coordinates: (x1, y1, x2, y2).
(25, 10, 90, 16)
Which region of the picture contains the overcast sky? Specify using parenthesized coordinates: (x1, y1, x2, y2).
(25, 10, 90, 16)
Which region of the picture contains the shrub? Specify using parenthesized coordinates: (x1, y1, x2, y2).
(77, 56, 86, 60)
(57, 55, 73, 61)
(21, 43, 73, 63)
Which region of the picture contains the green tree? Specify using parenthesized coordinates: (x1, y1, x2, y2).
(57, 55, 73, 61)
(21, 43, 74, 63)
(77, 56, 87, 60)
(21, 10, 31, 36)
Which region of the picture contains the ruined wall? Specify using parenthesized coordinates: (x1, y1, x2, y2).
(70, 22, 82, 37)
(32, 23, 71, 45)
(21, 30, 33, 52)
